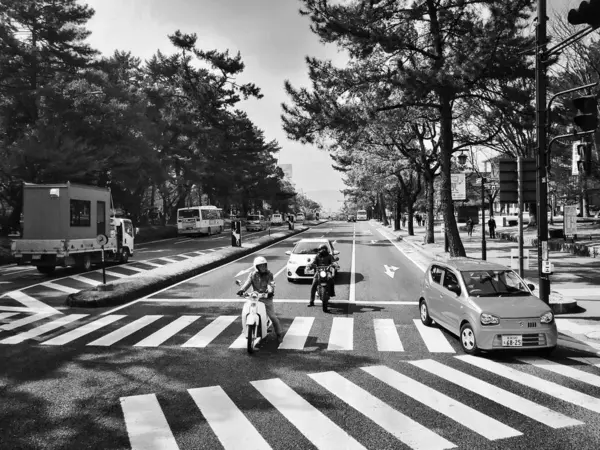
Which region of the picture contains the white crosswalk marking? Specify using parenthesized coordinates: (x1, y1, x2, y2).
(120, 394, 179, 450)
(410, 359, 582, 429)
(134, 315, 200, 347)
(457, 355, 600, 414)
(178, 254, 194, 259)
(87, 315, 163, 346)
(568, 356, 600, 368)
(41, 315, 125, 345)
(517, 357, 600, 388)
(70, 275, 101, 286)
(362, 365, 521, 440)
(0, 314, 87, 344)
(189, 385, 272, 450)
(103, 270, 129, 279)
(0, 312, 58, 331)
(41, 281, 79, 294)
(181, 316, 237, 347)
(0, 312, 19, 321)
(279, 317, 314, 350)
(374, 318, 404, 351)
(3, 290, 59, 314)
(158, 258, 179, 264)
(251, 378, 366, 450)
(413, 320, 455, 353)
(194, 251, 206, 255)
(328, 317, 353, 350)
(142, 261, 163, 268)
(229, 333, 247, 349)
(119, 265, 146, 273)
(309, 371, 455, 450)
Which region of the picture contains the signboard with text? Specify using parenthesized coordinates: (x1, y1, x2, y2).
(564, 205, 578, 236)
(451, 173, 466, 201)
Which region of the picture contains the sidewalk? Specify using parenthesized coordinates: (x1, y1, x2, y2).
(375, 220, 600, 356)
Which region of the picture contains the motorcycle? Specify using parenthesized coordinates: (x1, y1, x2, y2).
(313, 264, 336, 312)
(235, 279, 273, 353)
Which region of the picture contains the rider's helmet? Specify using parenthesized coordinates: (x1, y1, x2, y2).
(254, 256, 268, 273)
(318, 244, 329, 256)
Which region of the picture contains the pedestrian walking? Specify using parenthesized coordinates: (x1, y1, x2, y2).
(488, 215, 497, 239)
(466, 217, 474, 237)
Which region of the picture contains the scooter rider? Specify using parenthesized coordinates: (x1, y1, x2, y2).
(308, 244, 336, 309)
(237, 256, 284, 344)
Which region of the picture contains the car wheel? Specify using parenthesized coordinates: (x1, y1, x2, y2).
(460, 323, 479, 355)
(419, 300, 433, 326)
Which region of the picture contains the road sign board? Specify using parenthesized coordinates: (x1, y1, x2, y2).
(451, 173, 466, 200)
(96, 234, 108, 246)
(564, 205, 578, 236)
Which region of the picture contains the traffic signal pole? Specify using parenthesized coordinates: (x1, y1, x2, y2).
(536, 0, 550, 304)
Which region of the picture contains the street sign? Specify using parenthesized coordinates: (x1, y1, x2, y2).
(572, 143, 581, 175)
(510, 249, 530, 270)
(451, 173, 466, 200)
(564, 205, 578, 236)
(231, 221, 242, 247)
(96, 234, 108, 246)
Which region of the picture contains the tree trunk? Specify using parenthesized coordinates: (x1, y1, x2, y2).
(527, 202, 537, 228)
(395, 191, 401, 230)
(380, 192, 389, 226)
(407, 202, 414, 236)
(425, 175, 435, 244)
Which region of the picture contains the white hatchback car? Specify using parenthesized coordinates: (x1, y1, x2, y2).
(285, 238, 339, 282)
(271, 214, 283, 225)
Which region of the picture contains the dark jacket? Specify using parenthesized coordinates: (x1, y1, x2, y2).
(310, 253, 336, 269)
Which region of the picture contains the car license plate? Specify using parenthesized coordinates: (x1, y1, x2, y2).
(502, 335, 522, 347)
(32, 255, 41, 260)
(305, 268, 314, 275)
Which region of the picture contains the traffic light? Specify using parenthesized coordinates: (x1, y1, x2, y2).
(499, 158, 536, 203)
(568, 0, 600, 28)
(576, 142, 593, 176)
(572, 95, 598, 131)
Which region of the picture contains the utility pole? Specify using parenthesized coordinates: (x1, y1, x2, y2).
(481, 177, 487, 260)
(536, 0, 550, 304)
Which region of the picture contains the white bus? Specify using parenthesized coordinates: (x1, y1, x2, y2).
(356, 210, 368, 221)
(177, 206, 224, 235)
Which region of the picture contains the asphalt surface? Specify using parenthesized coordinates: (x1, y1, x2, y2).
(1, 221, 600, 450)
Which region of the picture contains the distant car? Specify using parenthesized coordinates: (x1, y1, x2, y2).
(246, 214, 268, 231)
(296, 213, 305, 222)
(419, 258, 557, 355)
(285, 238, 340, 282)
(347, 215, 356, 222)
(271, 214, 283, 225)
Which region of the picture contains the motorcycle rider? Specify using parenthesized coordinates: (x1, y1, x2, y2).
(237, 256, 284, 344)
(308, 244, 337, 310)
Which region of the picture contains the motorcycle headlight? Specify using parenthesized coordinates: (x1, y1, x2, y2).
(480, 313, 499, 325)
(540, 312, 554, 324)
(320, 270, 327, 278)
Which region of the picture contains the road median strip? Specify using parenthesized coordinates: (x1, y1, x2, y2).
(66, 226, 311, 308)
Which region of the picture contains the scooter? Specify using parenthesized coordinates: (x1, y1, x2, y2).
(235, 280, 273, 354)
(314, 264, 336, 312)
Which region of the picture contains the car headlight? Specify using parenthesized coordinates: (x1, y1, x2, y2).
(480, 313, 499, 325)
(540, 312, 554, 324)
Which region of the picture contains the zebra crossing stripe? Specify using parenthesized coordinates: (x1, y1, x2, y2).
(189, 385, 271, 450)
(103, 271, 129, 279)
(119, 265, 146, 273)
(87, 315, 163, 346)
(229, 333, 247, 349)
(158, 258, 179, 264)
(194, 251, 206, 255)
(70, 275, 101, 286)
(568, 356, 600, 368)
(0, 312, 59, 331)
(40, 281, 79, 294)
(374, 319, 404, 351)
(410, 359, 582, 429)
(517, 356, 600, 388)
(120, 394, 179, 450)
(279, 317, 314, 350)
(142, 261, 163, 268)
(362, 365, 521, 440)
(0, 314, 88, 344)
(181, 316, 237, 348)
(0, 312, 19, 321)
(457, 355, 600, 415)
(134, 315, 201, 347)
(41, 315, 126, 346)
(328, 317, 353, 350)
(251, 378, 366, 450)
(308, 371, 455, 450)
(413, 320, 455, 353)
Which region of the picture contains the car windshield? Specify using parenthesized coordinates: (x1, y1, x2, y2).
(247, 215, 261, 221)
(293, 241, 327, 254)
(461, 270, 531, 297)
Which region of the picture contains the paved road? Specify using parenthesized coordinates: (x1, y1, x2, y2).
(1, 221, 600, 449)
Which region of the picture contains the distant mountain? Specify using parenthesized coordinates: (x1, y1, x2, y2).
(303, 189, 345, 212)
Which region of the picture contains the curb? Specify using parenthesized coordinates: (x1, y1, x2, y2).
(66, 227, 311, 308)
(557, 337, 600, 356)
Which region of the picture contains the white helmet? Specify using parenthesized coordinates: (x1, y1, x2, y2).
(253, 256, 267, 269)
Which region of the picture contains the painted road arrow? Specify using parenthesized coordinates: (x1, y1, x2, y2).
(383, 264, 399, 278)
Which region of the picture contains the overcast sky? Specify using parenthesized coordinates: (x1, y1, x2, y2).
(81, 0, 349, 202)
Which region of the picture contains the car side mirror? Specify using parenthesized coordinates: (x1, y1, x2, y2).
(528, 283, 535, 291)
(235, 279, 241, 286)
(285, 251, 291, 255)
(333, 250, 340, 255)
(335, 256, 339, 261)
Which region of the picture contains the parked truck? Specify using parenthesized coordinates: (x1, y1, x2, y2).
(11, 182, 136, 274)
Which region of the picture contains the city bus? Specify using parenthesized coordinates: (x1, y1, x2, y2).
(177, 205, 224, 236)
(356, 209, 368, 221)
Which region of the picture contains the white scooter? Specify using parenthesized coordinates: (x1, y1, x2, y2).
(235, 280, 273, 353)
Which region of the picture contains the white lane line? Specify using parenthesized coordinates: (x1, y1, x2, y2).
(134, 315, 201, 347)
(0, 314, 88, 344)
(279, 317, 314, 350)
(208, 249, 218, 252)
(0, 312, 20, 321)
(327, 317, 353, 351)
(274, 265, 287, 278)
(349, 224, 356, 303)
(252, 378, 366, 450)
(568, 356, 600, 368)
(181, 316, 237, 348)
(189, 385, 271, 450)
(2, 290, 61, 314)
(174, 239, 194, 245)
(517, 357, 600, 388)
(87, 315, 163, 346)
(120, 394, 179, 450)
(377, 227, 427, 272)
(309, 371, 455, 450)
(374, 319, 404, 352)
(457, 355, 600, 414)
(413, 319, 456, 353)
(40, 282, 80, 294)
(41, 315, 126, 345)
(70, 275, 101, 286)
(136, 298, 418, 305)
(363, 365, 521, 440)
(411, 359, 582, 429)
(157, 258, 179, 264)
(0, 312, 57, 331)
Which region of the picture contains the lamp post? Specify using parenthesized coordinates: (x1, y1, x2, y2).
(481, 177, 487, 261)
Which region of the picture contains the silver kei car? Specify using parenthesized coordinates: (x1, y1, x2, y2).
(418, 257, 558, 356)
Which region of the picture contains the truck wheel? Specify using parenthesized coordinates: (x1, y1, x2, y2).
(208, 227, 212, 235)
(79, 254, 92, 272)
(120, 249, 129, 264)
(36, 266, 55, 275)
